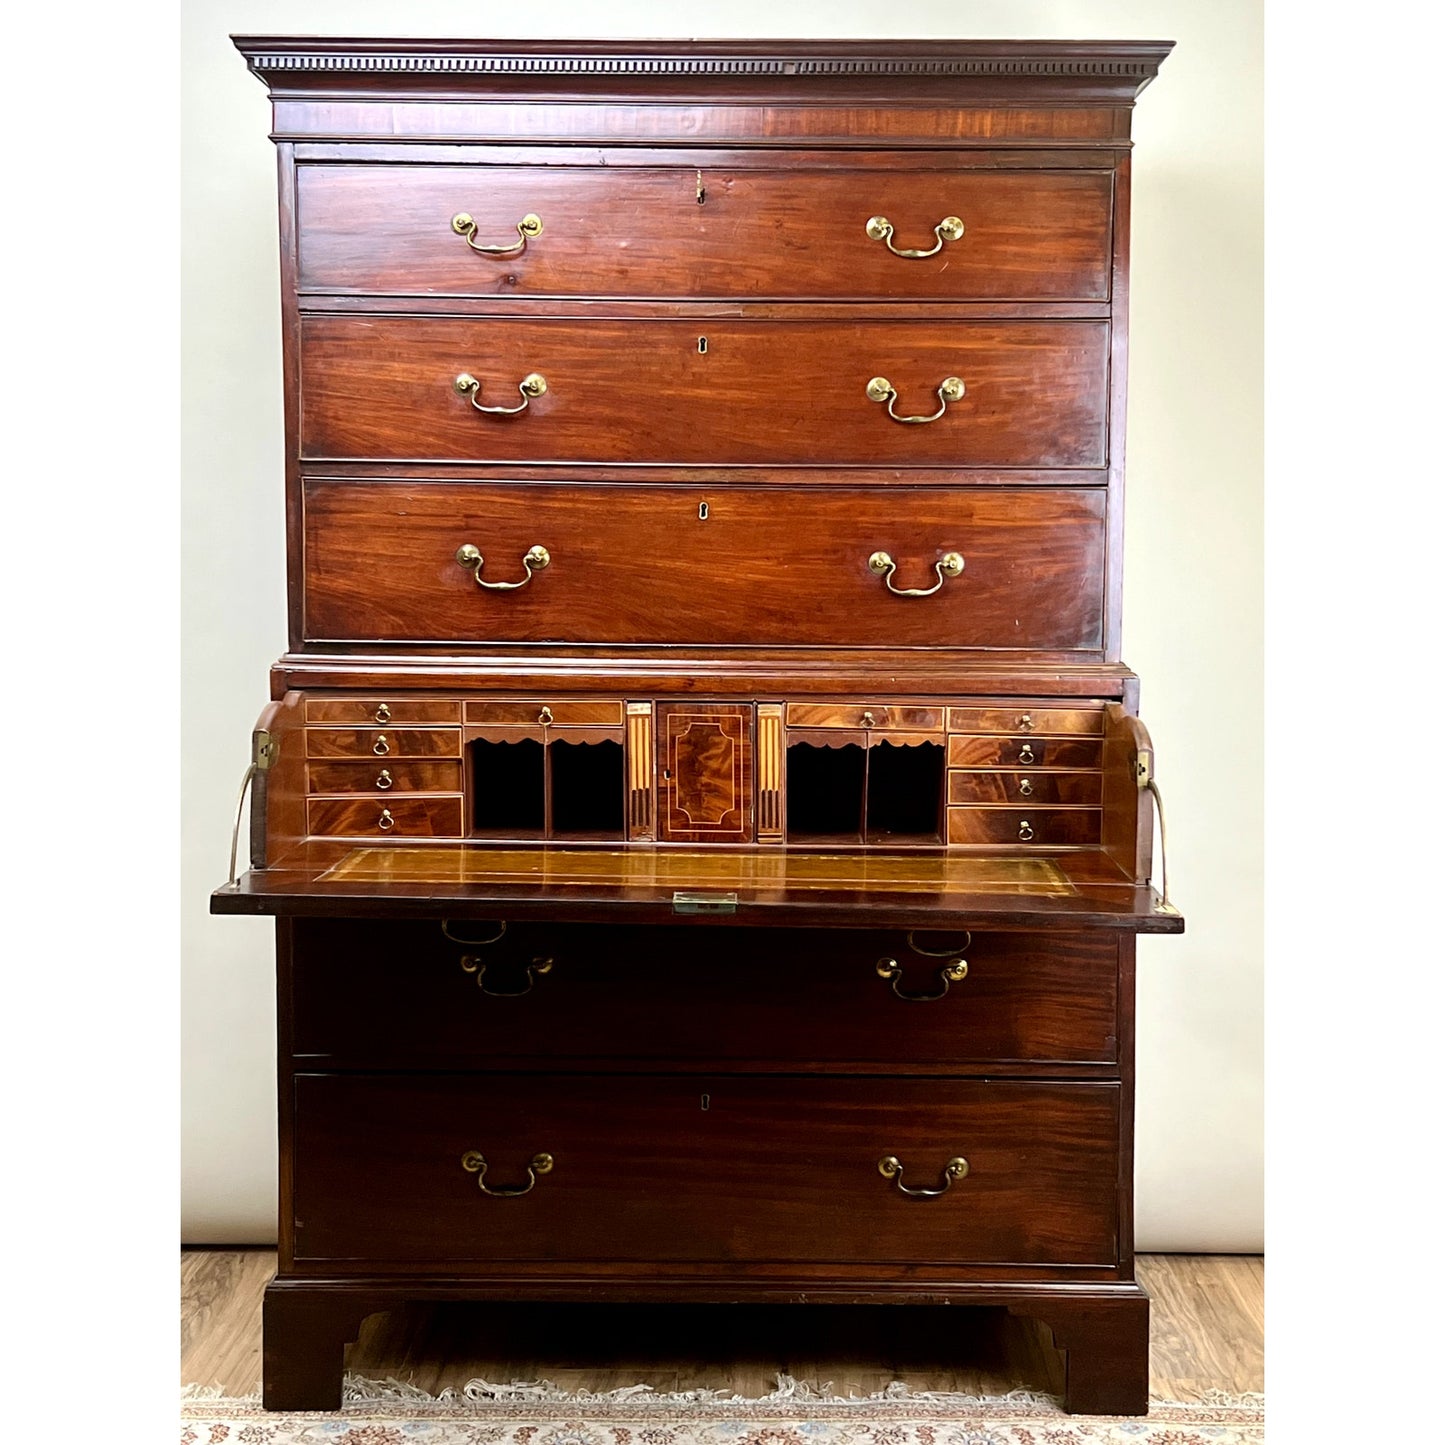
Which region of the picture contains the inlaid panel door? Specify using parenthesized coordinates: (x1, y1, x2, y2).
(656, 703, 754, 844)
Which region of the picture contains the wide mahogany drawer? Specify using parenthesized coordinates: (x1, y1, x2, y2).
(296, 163, 1113, 302)
(947, 807, 1101, 846)
(299, 317, 1109, 468)
(786, 704, 943, 732)
(307, 760, 464, 794)
(291, 1073, 1120, 1266)
(947, 735, 1103, 769)
(307, 796, 463, 838)
(302, 482, 1106, 651)
(947, 705, 1105, 736)
(305, 697, 462, 725)
(305, 727, 462, 759)
(465, 701, 624, 726)
(289, 920, 1120, 1068)
(948, 771, 1102, 805)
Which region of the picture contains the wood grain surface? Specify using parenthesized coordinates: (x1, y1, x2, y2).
(297, 163, 1113, 301)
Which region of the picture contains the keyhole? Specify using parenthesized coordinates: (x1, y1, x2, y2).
(700, 1094, 710, 1111)
(698, 501, 709, 520)
(696, 170, 706, 204)
(697, 336, 708, 354)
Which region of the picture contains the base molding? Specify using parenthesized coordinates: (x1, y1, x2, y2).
(261, 1277, 1149, 1416)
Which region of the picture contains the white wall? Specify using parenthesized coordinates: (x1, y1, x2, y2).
(181, 0, 1263, 1250)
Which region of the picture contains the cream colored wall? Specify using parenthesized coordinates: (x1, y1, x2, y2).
(181, 0, 1262, 1249)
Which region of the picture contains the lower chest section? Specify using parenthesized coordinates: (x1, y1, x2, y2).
(280, 919, 1130, 1279)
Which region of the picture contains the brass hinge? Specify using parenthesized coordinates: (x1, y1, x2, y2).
(672, 890, 738, 915)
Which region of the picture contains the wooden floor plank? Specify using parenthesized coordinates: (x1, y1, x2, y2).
(182, 1250, 1263, 1401)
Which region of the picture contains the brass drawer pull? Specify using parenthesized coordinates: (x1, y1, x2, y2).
(868, 550, 964, 598)
(538, 706, 554, 726)
(1017, 777, 1034, 797)
(865, 214, 964, 259)
(1018, 713, 1034, 732)
(866, 375, 964, 425)
(456, 543, 551, 591)
(375, 768, 393, 790)
(1017, 743, 1036, 765)
(461, 1150, 553, 1197)
(441, 920, 507, 946)
(377, 808, 395, 831)
(1018, 819, 1035, 842)
(372, 734, 391, 755)
(461, 954, 554, 997)
(906, 929, 972, 958)
(451, 211, 543, 255)
(876, 956, 968, 1002)
(454, 371, 548, 416)
(878, 1154, 969, 1197)
(374, 703, 392, 723)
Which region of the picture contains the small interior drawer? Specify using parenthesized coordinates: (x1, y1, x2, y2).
(306, 760, 464, 795)
(786, 704, 943, 732)
(304, 697, 462, 725)
(947, 807, 1101, 846)
(946, 705, 1104, 736)
(307, 795, 464, 838)
(465, 701, 625, 727)
(948, 770, 1102, 805)
(304, 727, 462, 759)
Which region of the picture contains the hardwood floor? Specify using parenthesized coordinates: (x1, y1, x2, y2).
(181, 1251, 1263, 1401)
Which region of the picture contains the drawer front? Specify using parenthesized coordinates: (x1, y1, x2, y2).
(291, 1073, 1120, 1266)
(307, 795, 464, 838)
(307, 760, 464, 795)
(947, 735, 1102, 769)
(304, 727, 462, 759)
(303, 482, 1106, 651)
(300, 317, 1109, 469)
(465, 701, 624, 727)
(786, 704, 943, 732)
(948, 770, 1101, 805)
(947, 705, 1104, 736)
(947, 807, 1101, 846)
(291, 921, 1120, 1069)
(304, 697, 462, 725)
(297, 163, 1113, 302)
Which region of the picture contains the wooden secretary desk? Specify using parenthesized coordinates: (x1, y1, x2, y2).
(212, 36, 1183, 1417)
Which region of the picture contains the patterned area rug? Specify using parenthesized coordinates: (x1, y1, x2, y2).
(180, 1374, 1265, 1444)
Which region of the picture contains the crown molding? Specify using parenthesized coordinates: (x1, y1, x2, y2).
(233, 36, 1173, 101)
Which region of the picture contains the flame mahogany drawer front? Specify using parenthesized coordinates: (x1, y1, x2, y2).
(306, 760, 464, 794)
(948, 770, 1102, 805)
(289, 921, 1121, 1069)
(947, 734, 1103, 770)
(947, 706, 1105, 736)
(299, 317, 1109, 468)
(304, 727, 462, 759)
(302, 483, 1106, 651)
(296, 163, 1114, 302)
(304, 698, 462, 725)
(290, 1073, 1121, 1267)
(947, 807, 1101, 847)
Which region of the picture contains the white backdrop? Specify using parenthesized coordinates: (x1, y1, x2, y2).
(180, 0, 1263, 1250)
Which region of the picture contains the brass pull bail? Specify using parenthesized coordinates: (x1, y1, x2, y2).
(878, 1154, 969, 1197)
(865, 214, 964, 259)
(866, 374, 964, 425)
(868, 550, 964, 598)
(451, 211, 543, 255)
(461, 1150, 554, 1197)
(455, 543, 551, 591)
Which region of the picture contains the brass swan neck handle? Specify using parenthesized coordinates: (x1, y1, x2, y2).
(866, 375, 964, 425)
(461, 1150, 554, 1197)
(865, 214, 964, 259)
(454, 371, 548, 416)
(868, 551, 964, 598)
(878, 1155, 969, 1198)
(455, 543, 551, 591)
(451, 211, 543, 255)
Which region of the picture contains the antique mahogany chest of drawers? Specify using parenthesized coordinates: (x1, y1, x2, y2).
(213, 37, 1182, 1416)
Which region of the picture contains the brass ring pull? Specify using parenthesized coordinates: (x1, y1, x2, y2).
(878, 1155, 969, 1197)
(455, 543, 551, 591)
(865, 214, 964, 259)
(860, 710, 876, 728)
(1018, 820, 1035, 842)
(377, 808, 395, 831)
(876, 956, 968, 1002)
(1018, 743, 1036, 765)
(1018, 713, 1034, 732)
(451, 211, 543, 255)
(538, 706, 553, 726)
(375, 769, 393, 790)
(866, 375, 964, 425)
(460, 954, 554, 997)
(868, 551, 964, 598)
(372, 734, 390, 756)
(454, 371, 548, 416)
(1017, 777, 1034, 797)
(461, 1150, 554, 1197)
(374, 703, 392, 723)
(440, 920, 507, 946)
(906, 929, 972, 958)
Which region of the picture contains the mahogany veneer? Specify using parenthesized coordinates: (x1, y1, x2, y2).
(214, 36, 1180, 1417)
